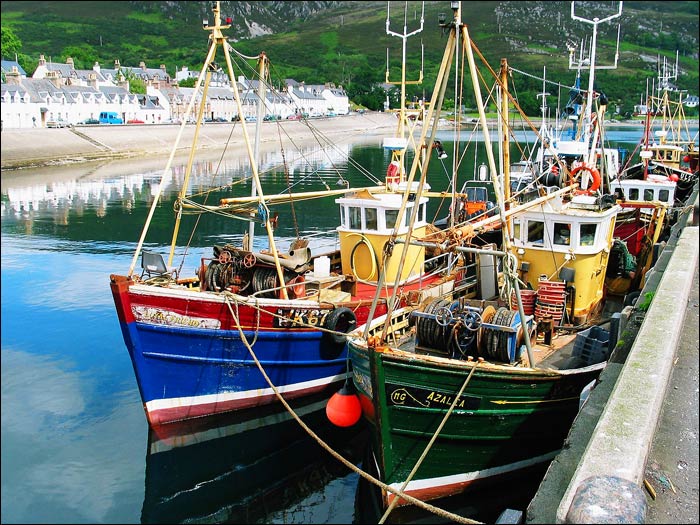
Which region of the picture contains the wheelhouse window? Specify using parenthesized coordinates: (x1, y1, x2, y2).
(349, 206, 362, 229)
(628, 188, 639, 200)
(644, 189, 654, 201)
(512, 220, 521, 242)
(527, 220, 545, 245)
(553, 222, 571, 246)
(659, 189, 670, 202)
(365, 207, 377, 230)
(386, 207, 411, 229)
(580, 223, 597, 246)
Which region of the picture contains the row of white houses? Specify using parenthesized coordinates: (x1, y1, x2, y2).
(1, 56, 350, 129)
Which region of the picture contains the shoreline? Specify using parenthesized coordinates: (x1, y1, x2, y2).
(0, 114, 665, 176)
(0, 112, 399, 173)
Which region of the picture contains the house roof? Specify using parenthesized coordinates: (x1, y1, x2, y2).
(1, 59, 28, 77)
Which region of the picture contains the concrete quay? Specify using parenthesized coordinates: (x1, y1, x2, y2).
(526, 189, 699, 524)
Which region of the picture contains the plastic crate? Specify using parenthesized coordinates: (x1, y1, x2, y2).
(572, 326, 610, 365)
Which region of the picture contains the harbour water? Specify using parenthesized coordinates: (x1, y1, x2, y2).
(1, 127, 661, 523)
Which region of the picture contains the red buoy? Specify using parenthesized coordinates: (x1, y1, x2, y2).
(326, 380, 362, 427)
(669, 173, 679, 182)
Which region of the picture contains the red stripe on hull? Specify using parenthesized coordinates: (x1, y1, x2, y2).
(146, 381, 339, 427)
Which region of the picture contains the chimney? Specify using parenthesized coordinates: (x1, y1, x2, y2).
(6, 66, 22, 85)
(38, 54, 47, 67)
(117, 75, 129, 91)
(114, 59, 121, 69)
(66, 57, 74, 67)
(139, 61, 147, 70)
(93, 61, 101, 73)
(160, 64, 166, 72)
(46, 70, 63, 89)
(88, 72, 97, 89)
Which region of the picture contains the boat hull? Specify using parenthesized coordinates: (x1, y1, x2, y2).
(349, 339, 604, 507)
(111, 272, 461, 426)
(111, 275, 378, 425)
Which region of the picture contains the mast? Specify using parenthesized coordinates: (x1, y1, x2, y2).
(127, 1, 288, 298)
(500, 58, 510, 207)
(247, 53, 268, 248)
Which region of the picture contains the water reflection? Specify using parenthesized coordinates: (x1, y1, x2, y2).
(1, 143, 355, 223)
(141, 393, 366, 524)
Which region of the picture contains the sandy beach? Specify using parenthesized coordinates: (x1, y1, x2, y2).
(0, 112, 399, 174)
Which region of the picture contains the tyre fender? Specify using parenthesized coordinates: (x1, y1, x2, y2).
(323, 307, 357, 346)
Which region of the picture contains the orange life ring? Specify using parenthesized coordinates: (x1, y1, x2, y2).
(571, 163, 601, 195)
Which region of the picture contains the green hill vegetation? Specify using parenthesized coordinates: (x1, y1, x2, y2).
(2, 1, 698, 116)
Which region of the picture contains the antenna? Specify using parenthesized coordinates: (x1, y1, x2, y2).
(569, 1, 623, 140)
(385, 1, 425, 145)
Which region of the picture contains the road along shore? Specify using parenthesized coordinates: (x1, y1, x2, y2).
(0, 112, 399, 172)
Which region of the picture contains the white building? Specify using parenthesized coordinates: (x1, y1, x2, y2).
(2, 65, 137, 128)
(2, 53, 350, 128)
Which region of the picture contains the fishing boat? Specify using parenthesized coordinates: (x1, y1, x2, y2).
(345, 1, 684, 512)
(614, 51, 699, 206)
(604, 53, 699, 301)
(109, 1, 478, 427)
(509, 2, 625, 204)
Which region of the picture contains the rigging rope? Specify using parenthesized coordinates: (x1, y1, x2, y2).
(222, 294, 482, 524)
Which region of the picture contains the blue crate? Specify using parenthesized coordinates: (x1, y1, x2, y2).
(573, 326, 610, 365)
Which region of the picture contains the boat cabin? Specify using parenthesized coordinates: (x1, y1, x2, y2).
(641, 143, 684, 170)
(612, 177, 676, 212)
(336, 182, 430, 284)
(508, 196, 620, 323)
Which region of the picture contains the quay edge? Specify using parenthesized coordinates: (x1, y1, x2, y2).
(524, 188, 699, 524)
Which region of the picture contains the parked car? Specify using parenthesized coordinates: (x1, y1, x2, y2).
(82, 118, 100, 125)
(213, 117, 227, 122)
(286, 113, 305, 120)
(127, 119, 145, 124)
(46, 118, 68, 128)
(244, 116, 257, 122)
(99, 111, 123, 124)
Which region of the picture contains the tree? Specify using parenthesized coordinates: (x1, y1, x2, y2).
(61, 45, 99, 70)
(1, 26, 22, 59)
(178, 77, 197, 88)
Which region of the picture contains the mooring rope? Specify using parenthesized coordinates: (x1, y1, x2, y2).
(222, 293, 483, 524)
(379, 359, 482, 523)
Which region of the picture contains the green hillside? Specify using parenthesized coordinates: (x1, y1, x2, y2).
(2, 1, 698, 115)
